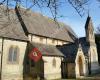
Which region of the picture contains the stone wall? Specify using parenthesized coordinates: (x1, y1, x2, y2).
(23, 56, 62, 80)
(43, 56, 62, 80)
(1, 39, 27, 80)
(67, 63, 75, 78)
(89, 46, 98, 62)
(28, 34, 68, 46)
(89, 46, 100, 74)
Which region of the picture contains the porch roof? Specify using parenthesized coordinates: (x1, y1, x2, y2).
(29, 42, 64, 57)
(57, 43, 77, 63)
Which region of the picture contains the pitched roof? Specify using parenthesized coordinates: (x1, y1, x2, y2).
(57, 37, 91, 62)
(29, 42, 64, 57)
(15, 7, 77, 42)
(0, 5, 28, 41)
(0, 5, 77, 42)
(79, 37, 89, 56)
(57, 43, 78, 62)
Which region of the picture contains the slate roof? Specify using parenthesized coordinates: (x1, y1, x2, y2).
(0, 5, 28, 41)
(29, 42, 64, 57)
(79, 37, 89, 56)
(16, 7, 77, 42)
(0, 5, 77, 43)
(57, 37, 90, 62)
(57, 43, 78, 62)
(57, 16, 96, 62)
(0, 5, 77, 42)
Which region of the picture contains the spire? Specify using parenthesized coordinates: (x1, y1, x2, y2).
(85, 12, 94, 42)
(85, 14, 91, 29)
(85, 8, 94, 30)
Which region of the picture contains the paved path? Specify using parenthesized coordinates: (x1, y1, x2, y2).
(64, 74, 100, 80)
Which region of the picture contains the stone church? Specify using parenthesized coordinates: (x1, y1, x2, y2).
(0, 5, 99, 80)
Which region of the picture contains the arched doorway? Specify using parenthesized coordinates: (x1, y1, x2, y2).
(78, 56, 84, 76)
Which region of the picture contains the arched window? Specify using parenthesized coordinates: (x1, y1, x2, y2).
(52, 58, 56, 67)
(8, 46, 19, 63)
(8, 46, 13, 62)
(13, 47, 19, 61)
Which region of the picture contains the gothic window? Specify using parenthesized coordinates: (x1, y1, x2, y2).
(52, 58, 56, 67)
(13, 47, 19, 61)
(8, 46, 13, 62)
(8, 46, 19, 63)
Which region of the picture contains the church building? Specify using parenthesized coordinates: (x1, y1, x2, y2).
(0, 5, 99, 80)
(0, 5, 76, 80)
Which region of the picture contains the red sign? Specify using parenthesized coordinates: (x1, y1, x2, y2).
(29, 48, 42, 62)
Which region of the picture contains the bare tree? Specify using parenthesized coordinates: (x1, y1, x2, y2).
(0, 0, 93, 18)
(0, 0, 100, 29)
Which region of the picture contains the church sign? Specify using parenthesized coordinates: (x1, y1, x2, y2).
(28, 48, 42, 62)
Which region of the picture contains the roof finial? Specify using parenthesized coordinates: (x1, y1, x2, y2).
(87, 4, 90, 18)
(88, 9, 90, 17)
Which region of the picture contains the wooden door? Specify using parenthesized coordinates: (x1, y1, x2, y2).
(79, 56, 84, 76)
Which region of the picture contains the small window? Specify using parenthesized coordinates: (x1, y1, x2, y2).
(8, 46, 19, 63)
(8, 46, 13, 62)
(40, 37, 43, 42)
(52, 58, 56, 67)
(52, 40, 55, 43)
(13, 47, 19, 61)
